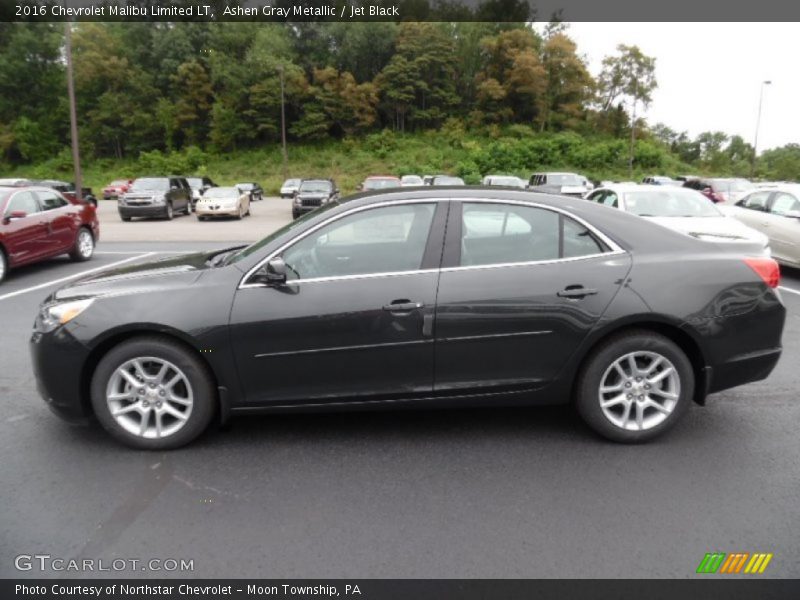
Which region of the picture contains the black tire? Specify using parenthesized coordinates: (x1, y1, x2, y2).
(120, 215, 131, 222)
(197, 215, 205, 221)
(68, 227, 94, 262)
(185, 201, 192, 215)
(292, 210, 300, 220)
(575, 330, 694, 443)
(236, 204, 243, 220)
(90, 336, 216, 450)
(164, 202, 174, 220)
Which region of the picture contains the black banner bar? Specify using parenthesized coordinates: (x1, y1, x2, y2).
(3, 0, 800, 22)
(4, 579, 800, 600)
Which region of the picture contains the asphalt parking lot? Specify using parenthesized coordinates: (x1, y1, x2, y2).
(1, 206, 799, 578)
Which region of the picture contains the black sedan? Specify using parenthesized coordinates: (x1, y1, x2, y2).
(30, 188, 786, 449)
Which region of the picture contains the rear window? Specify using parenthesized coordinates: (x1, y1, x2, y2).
(625, 189, 721, 217)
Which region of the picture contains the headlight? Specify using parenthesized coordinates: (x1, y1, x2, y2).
(152, 195, 166, 204)
(39, 298, 95, 332)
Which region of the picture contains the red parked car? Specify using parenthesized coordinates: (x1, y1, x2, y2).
(0, 185, 99, 283)
(102, 179, 132, 200)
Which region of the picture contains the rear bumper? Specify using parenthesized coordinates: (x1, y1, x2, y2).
(708, 347, 782, 394)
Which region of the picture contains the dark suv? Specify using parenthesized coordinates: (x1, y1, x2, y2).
(292, 178, 339, 219)
(118, 177, 192, 221)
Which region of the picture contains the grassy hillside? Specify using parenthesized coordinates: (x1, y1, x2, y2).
(5, 128, 703, 197)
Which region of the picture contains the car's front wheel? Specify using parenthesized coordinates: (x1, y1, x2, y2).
(69, 227, 94, 262)
(575, 330, 694, 443)
(90, 337, 216, 449)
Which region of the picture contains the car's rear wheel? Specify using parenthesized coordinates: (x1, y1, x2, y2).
(165, 202, 174, 220)
(0, 248, 7, 283)
(69, 227, 94, 262)
(575, 330, 693, 443)
(91, 337, 216, 450)
(236, 204, 243, 220)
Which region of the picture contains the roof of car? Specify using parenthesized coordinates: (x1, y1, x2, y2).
(593, 183, 694, 194)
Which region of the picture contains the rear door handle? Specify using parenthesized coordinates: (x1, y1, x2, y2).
(557, 286, 598, 299)
(383, 300, 423, 312)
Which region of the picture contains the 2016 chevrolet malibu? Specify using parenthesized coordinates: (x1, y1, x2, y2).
(30, 188, 786, 449)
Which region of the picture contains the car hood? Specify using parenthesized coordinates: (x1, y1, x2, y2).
(48, 252, 219, 302)
(645, 216, 769, 247)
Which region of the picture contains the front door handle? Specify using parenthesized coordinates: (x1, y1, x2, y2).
(383, 300, 423, 312)
(557, 286, 598, 299)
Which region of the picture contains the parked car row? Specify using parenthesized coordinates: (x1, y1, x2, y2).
(111, 176, 263, 222)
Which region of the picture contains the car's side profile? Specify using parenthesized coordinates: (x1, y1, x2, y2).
(118, 176, 192, 221)
(30, 189, 785, 449)
(1, 185, 99, 283)
(721, 186, 800, 268)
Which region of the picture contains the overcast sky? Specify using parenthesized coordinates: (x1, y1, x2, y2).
(560, 23, 797, 153)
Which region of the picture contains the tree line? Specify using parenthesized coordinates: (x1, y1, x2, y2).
(0, 20, 797, 180)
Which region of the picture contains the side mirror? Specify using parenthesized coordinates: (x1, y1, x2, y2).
(252, 257, 288, 286)
(5, 210, 27, 223)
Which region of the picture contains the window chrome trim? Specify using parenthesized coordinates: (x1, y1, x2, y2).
(238, 196, 627, 289)
(239, 198, 443, 289)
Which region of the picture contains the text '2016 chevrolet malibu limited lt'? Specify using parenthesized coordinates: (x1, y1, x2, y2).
(30, 189, 786, 449)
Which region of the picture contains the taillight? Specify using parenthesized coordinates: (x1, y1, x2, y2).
(744, 257, 780, 288)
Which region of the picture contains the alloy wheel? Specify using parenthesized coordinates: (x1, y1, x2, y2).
(77, 229, 94, 259)
(598, 351, 680, 431)
(105, 357, 193, 439)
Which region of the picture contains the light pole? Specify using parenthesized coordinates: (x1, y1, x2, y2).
(278, 65, 288, 181)
(751, 80, 771, 178)
(65, 20, 83, 201)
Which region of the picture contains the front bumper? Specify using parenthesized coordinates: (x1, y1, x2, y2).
(196, 205, 239, 217)
(118, 204, 168, 218)
(30, 327, 92, 422)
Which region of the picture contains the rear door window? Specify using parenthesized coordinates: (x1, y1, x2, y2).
(738, 191, 770, 212)
(769, 192, 800, 215)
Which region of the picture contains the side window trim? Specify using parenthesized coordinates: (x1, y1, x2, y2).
(442, 198, 623, 272)
(240, 200, 444, 288)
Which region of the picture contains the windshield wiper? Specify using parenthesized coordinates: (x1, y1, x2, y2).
(205, 245, 247, 267)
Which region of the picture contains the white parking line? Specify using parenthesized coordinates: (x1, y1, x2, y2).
(95, 250, 197, 255)
(0, 253, 155, 302)
(779, 286, 800, 296)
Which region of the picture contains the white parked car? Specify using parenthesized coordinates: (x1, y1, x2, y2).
(586, 184, 770, 255)
(279, 178, 301, 199)
(195, 186, 251, 220)
(719, 184, 800, 268)
(482, 175, 525, 188)
(400, 174, 424, 186)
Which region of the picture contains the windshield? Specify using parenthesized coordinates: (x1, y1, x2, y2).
(130, 178, 169, 192)
(186, 178, 203, 188)
(203, 187, 239, 199)
(549, 174, 583, 186)
(227, 201, 341, 265)
(401, 175, 423, 184)
(282, 179, 300, 187)
(300, 181, 332, 193)
(363, 178, 400, 190)
(237, 183, 255, 191)
(625, 189, 722, 217)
